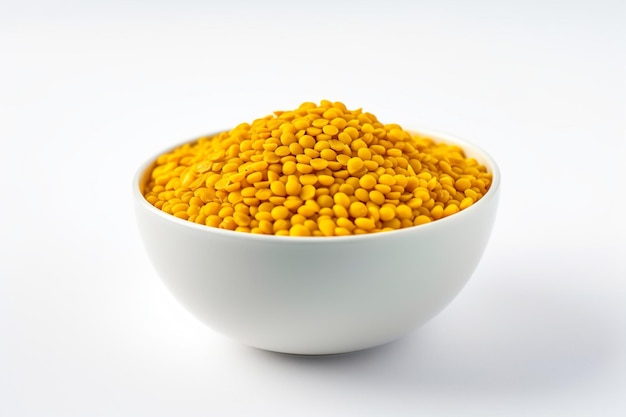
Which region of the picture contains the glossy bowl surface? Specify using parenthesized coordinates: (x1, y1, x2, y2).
(134, 129, 500, 354)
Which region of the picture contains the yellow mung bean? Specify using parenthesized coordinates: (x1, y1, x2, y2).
(143, 100, 492, 236)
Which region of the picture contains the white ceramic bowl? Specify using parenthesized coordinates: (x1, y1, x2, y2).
(133, 129, 500, 355)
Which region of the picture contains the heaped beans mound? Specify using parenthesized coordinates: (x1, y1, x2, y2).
(143, 100, 492, 236)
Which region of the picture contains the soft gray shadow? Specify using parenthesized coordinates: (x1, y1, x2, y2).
(239, 250, 623, 397)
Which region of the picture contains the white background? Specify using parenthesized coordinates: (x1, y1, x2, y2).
(1, 1, 625, 416)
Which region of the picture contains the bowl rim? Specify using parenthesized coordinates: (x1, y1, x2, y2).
(133, 127, 501, 242)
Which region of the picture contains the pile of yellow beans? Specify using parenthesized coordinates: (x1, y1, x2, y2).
(143, 100, 492, 236)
